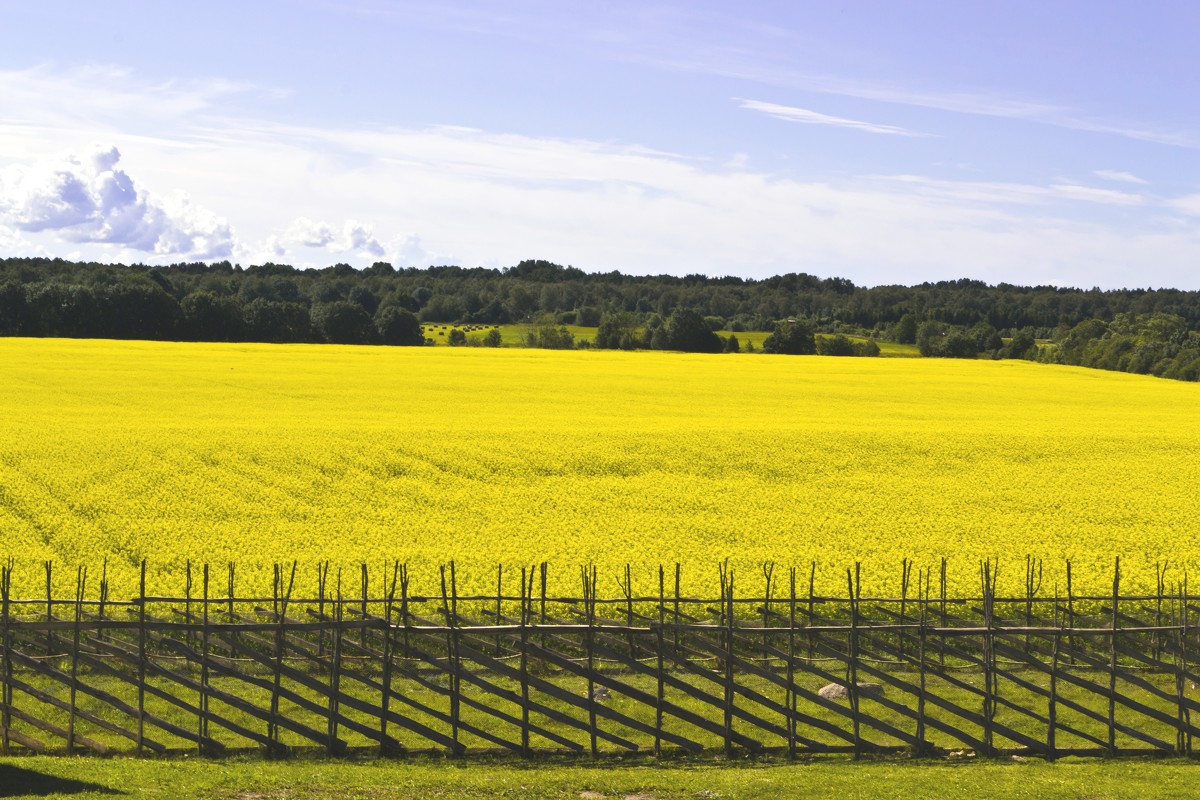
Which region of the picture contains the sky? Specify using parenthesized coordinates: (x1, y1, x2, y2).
(2, 1, 1199, 289)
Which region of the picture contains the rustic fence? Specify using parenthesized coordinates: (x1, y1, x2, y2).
(1, 557, 1198, 760)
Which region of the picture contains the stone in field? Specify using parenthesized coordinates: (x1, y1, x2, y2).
(817, 682, 884, 700)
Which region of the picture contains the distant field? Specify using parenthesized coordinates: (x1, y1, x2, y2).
(420, 323, 919, 355)
(1, 338, 1197, 600)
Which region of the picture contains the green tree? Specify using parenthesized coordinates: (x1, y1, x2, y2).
(762, 319, 816, 355)
(313, 301, 375, 344)
(375, 306, 424, 346)
(658, 308, 723, 353)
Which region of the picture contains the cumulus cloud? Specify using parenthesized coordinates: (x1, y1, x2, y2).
(0, 145, 233, 258)
(283, 216, 385, 257)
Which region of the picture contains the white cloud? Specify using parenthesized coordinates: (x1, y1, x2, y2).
(738, 98, 928, 137)
(1166, 194, 1200, 217)
(1094, 169, 1149, 185)
(282, 217, 385, 258)
(0, 144, 233, 258)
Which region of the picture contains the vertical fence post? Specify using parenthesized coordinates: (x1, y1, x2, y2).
(44, 561, 53, 656)
(655, 565, 665, 759)
(583, 565, 598, 758)
(847, 564, 861, 760)
(719, 561, 734, 757)
(519, 565, 532, 758)
(1, 561, 11, 756)
(185, 560, 193, 651)
(380, 560, 398, 755)
(898, 558, 910, 660)
(97, 560, 108, 645)
(1178, 574, 1192, 756)
(762, 561, 774, 664)
(981, 559, 995, 757)
(673, 564, 682, 654)
(807, 562, 816, 661)
(786, 566, 797, 760)
(440, 562, 461, 756)
(268, 564, 282, 752)
(915, 567, 928, 757)
(1066, 560, 1076, 663)
(136, 560, 147, 756)
(67, 566, 86, 754)
(1048, 584, 1060, 761)
(329, 566, 343, 755)
(1108, 556, 1120, 756)
(939, 558, 947, 668)
(495, 565, 504, 656)
(1, 561, 11, 757)
(199, 564, 210, 754)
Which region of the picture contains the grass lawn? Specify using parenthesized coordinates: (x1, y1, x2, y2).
(2, 754, 1199, 799)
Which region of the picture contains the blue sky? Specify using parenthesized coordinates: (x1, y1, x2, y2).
(2, 1, 1199, 289)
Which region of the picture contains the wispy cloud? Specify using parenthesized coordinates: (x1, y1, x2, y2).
(737, 99, 929, 137)
(1094, 169, 1149, 185)
(645, 54, 1194, 147)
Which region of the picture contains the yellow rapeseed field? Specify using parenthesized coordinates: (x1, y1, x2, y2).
(1, 337, 1197, 600)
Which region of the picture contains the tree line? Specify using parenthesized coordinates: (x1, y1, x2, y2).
(1, 256, 1199, 379)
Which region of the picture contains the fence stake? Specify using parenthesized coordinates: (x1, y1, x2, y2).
(1048, 589, 1060, 762)
(67, 566, 86, 754)
(200, 564, 210, 753)
(380, 560, 398, 755)
(847, 564, 861, 760)
(915, 567, 928, 757)
(583, 565, 598, 758)
(720, 561, 735, 757)
(44, 561, 53, 657)
(137, 560, 147, 756)
(440, 563, 461, 755)
(786, 566, 797, 760)
(1108, 557, 1120, 756)
(655, 565, 665, 759)
(1, 561, 11, 756)
(330, 566, 343, 755)
(520, 566, 532, 757)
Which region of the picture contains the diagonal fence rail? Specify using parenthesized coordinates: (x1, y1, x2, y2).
(1, 557, 1198, 759)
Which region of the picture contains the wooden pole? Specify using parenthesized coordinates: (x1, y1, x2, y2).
(1, 561, 11, 756)
(981, 559, 995, 757)
(519, 566, 531, 757)
(67, 566, 86, 754)
(200, 564, 210, 753)
(44, 560, 53, 656)
(786, 566, 797, 760)
(915, 567, 928, 757)
(137, 559, 147, 756)
(655, 565, 665, 759)
(1048, 586, 1060, 761)
(380, 560, 398, 755)
(848, 564, 861, 760)
(583, 565, 598, 758)
(1108, 556, 1120, 756)
(720, 561, 734, 757)
(329, 566, 343, 754)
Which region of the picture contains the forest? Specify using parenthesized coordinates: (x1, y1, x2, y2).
(2, 256, 1200, 380)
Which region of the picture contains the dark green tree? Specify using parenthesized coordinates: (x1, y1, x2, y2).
(762, 319, 816, 355)
(375, 306, 424, 346)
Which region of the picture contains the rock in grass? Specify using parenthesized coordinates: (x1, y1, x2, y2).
(817, 682, 884, 700)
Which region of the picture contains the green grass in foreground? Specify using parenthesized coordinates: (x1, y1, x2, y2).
(2, 755, 1199, 800)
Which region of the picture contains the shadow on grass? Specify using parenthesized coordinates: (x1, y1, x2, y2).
(0, 764, 124, 797)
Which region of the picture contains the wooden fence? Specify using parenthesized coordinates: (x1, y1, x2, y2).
(1, 557, 1198, 759)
